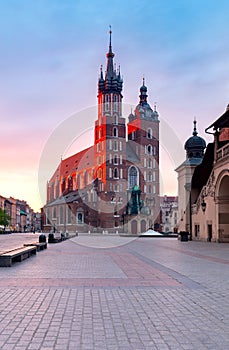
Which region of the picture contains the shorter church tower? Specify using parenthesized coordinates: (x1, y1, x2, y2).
(127, 80, 160, 224)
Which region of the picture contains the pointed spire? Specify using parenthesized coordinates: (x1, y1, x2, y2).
(106, 26, 115, 80)
(109, 25, 112, 54)
(193, 118, 198, 136)
(98, 29, 123, 95)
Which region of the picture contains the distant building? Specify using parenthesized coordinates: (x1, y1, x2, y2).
(160, 195, 178, 233)
(0, 195, 40, 232)
(175, 120, 206, 236)
(191, 106, 229, 242)
(43, 32, 160, 234)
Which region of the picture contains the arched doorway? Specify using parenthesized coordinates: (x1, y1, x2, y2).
(140, 220, 146, 233)
(131, 220, 138, 235)
(218, 175, 229, 242)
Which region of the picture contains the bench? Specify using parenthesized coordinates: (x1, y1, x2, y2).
(24, 242, 47, 251)
(0, 246, 37, 267)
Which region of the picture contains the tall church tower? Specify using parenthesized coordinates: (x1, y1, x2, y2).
(94, 29, 126, 195)
(93, 29, 127, 229)
(127, 80, 160, 225)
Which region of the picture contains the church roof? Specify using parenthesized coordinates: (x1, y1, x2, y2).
(126, 142, 140, 163)
(46, 189, 89, 207)
(49, 146, 94, 183)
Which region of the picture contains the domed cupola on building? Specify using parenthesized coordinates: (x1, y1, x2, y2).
(185, 119, 206, 159)
(134, 78, 159, 121)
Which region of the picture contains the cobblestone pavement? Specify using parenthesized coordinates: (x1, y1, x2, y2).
(0, 233, 229, 349)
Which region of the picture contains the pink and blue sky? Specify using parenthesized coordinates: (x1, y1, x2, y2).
(0, 0, 228, 211)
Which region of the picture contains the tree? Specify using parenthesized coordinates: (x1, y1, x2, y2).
(0, 207, 11, 228)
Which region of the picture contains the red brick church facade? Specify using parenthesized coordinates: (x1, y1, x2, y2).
(43, 32, 160, 234)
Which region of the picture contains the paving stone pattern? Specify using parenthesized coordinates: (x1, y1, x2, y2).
(0, 233, 228, 349)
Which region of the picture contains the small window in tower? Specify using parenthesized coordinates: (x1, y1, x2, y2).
(113, 127, 118, 137)
(119, 141, 122, 151)
(147, 145, 152, 155)
(113, 95, 118, 113)
(114, 168, 119, 179)
(154, 146, 157, 155)
(147, 128, 153, 139)
(114, 155, 118, 165)
(148, 158, 152, 168)
(114, 140, 118, 151)
(120, 155, 122, 164)
(105, 94, 109, 112)
(109, 168, 112, 178)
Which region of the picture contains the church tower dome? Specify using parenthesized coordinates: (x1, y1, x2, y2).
(185, 119, 206, 159)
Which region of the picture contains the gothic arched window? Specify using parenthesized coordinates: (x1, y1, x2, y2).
(128, 166, 139, 189)
(60, 207, 64, 224)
